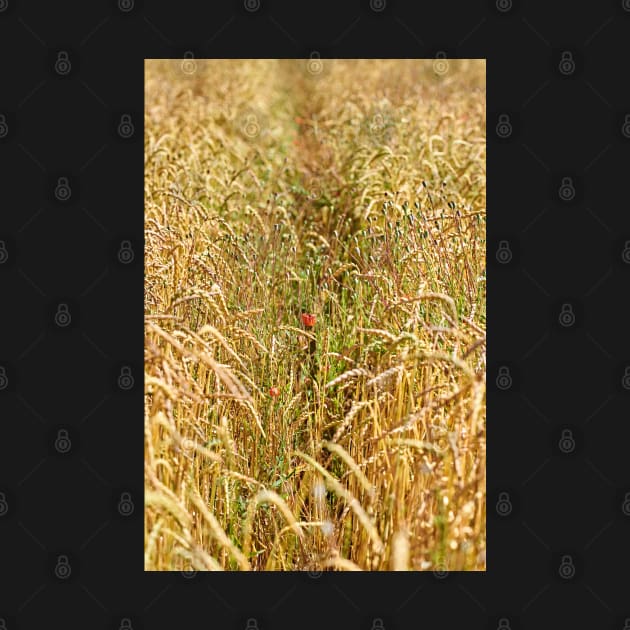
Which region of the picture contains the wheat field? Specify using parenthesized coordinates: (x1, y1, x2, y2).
(144, 59, 486, 571)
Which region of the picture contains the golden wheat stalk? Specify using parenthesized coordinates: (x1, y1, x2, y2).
(243, 489, 305, 558)
(189, 491, 251, 571)
(294, 450, 384, 555)
(325, 367, 371, 389)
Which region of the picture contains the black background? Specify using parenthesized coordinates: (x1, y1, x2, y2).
(1, 0, 629, 628)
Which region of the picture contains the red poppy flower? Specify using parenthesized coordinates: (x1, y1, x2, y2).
(301, 313, 316, 327)
(269, 387, 280, 397)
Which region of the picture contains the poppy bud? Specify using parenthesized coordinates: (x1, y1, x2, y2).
(301, 313, 316, 327)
